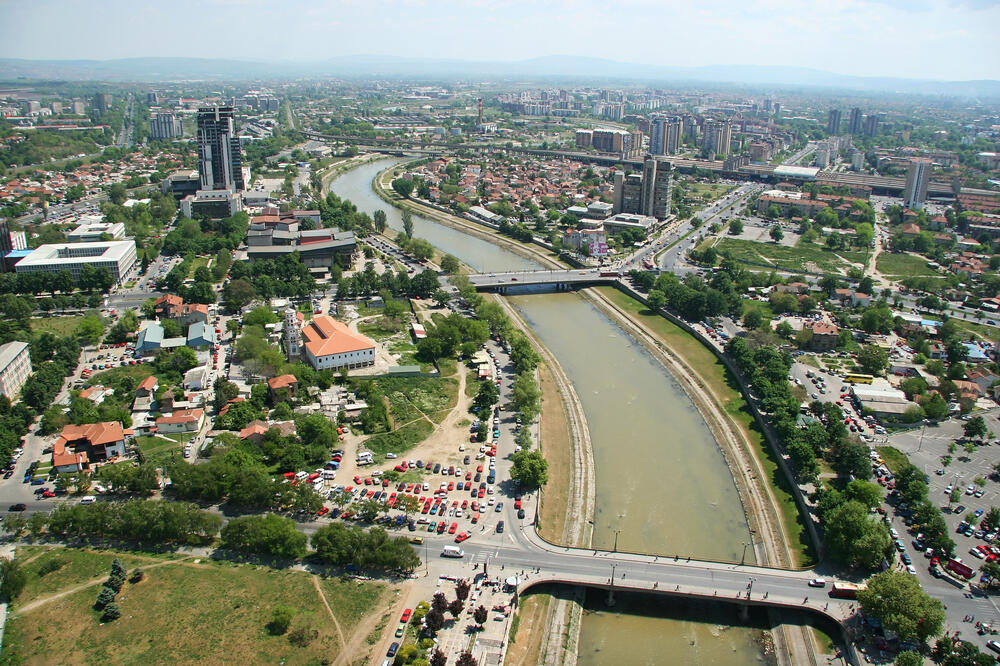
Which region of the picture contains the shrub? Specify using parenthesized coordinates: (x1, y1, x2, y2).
(287, 627, 317, 647)
(268, 605, 295, 635)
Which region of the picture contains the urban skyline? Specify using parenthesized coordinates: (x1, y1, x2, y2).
(1, 0, 998, 81)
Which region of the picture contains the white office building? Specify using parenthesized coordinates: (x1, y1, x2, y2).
(0, 341, 31, 399)
(14, 240, 137, 285)
(67, 219, 126, 242)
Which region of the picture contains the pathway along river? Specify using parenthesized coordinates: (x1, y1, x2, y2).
(331, 159, 772, 664)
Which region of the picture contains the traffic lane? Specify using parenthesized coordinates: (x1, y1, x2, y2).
(462, 542, 842, 609)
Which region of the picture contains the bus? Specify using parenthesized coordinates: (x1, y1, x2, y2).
(844, 373, 875, 384)
(828, 582, 867, 599)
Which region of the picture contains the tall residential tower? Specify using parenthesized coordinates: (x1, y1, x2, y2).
(196, 106, 245, 192)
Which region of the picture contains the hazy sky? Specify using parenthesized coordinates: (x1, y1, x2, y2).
(2, 0, 998, 80)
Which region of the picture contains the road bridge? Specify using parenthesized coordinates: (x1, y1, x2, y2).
(466, 269, 619, 291)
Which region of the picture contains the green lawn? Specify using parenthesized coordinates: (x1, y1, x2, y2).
(597, 287, 816, 566)
(4, 546, 394, 666)
(715, 238, 868, 275)
(685, 182, 735, 202)
(30, 315, 85, 337)
(136, 436, 183, 466)
(876, 252, 939, 277)
(90, 364, 155, 386)
(876, 445, 910, 474)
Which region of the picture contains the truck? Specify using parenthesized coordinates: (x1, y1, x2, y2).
(356, 451, 374, 466)
(947, 558, 975, 580)
(441, 545, 465, 558)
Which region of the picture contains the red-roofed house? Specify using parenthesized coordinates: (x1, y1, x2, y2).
(809, 322, 840, 351)
(155, 408, 204, 434)
(136, 375, 158, 397)
(267, 374, 299, 399)
(301, 315, 376, 371)
(52, 422, 129, 473)
(154, 294, 209, 326)
(239, 420, 297, 443)
(79, 385, 111, 405)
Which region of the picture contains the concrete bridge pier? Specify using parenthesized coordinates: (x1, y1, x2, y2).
(737, 602, 750, 622)
(605, 585, 616, 607)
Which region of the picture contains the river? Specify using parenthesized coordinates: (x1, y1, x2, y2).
(330, 158, 771, 665)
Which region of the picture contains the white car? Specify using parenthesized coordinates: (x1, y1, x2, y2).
(385, 453, 397, 459)
(906, 564, 917, 575)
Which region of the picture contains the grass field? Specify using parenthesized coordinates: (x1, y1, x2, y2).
(4, 545, 393, 666)
(91, 364, 155, 386)
(875, 252, 939, 277)
(136, 436, 183, 466)
(876, 445, 910, 474)
(30, 315, 85, 337)
(685, 182, 735, 202)
(716, 238, 869, 275)
(598, 287, 816, 566)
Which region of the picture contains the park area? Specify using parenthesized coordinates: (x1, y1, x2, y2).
(715, 238, 870, 275)
(3, 545, 395, 666)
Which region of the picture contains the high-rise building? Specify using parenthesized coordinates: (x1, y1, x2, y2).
(665, 117, 681, 154)
(649, 116, 668, 155)
(150, 111, 182, 141)
(612, 172, 625, 214)
(147, 92, 159, 104)
(71, 101, 85, 115)
(50, 102, 62, 114)
(575, 129, 593, 149)
(591, 128, 633, 156)
(903, 159, 930, 210)
(640, 156, 673, 219)
(864, 114, 880, 137)
(827, 109, 842, 135)
(848, 107, 863, 134)
(92, 93, 111, 114)
(702, 119, 731, 156)
(772, 103, 781, 117)
(196, 106, 245, 192)
(719, 120, 732, 157)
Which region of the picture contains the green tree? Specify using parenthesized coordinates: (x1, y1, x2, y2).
(824, 500, 892, 568)
(857, 345, 889, 376)
(510, 450, 548, 488)
(769, 225, 784, 242)
(963, 416, 987, 440)
(392, 178, 415, 198)
(220, 514, 307, 560)
(728, 219, 744, 235)
(0, 558, 27, 600)
(894, 651, 922, 666)
(401, 209, 414, 239)
(101, 602, 121, 622)
(857, 570, 945, 643)
(373, 209, 387, 234)
(440, 255, 460, 274)
(742, 309, 764, 330)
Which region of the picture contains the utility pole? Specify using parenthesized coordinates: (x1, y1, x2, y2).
(741, 541, 749, 565)
(613, 529, 621, 553)
(607, 563, 617, 607)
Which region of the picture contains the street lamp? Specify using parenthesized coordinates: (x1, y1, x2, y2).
(613, 529, 621, 553)
(741, 541, 750, 565)
(747, 576, 756, 599)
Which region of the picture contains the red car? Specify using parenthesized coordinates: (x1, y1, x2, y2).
(455, 532, 470, 543)
(514, 500, 522, 510)
(316, 506, 330, 516)
(478, 489, 485, 499)
(448, 522, 458, 534)
(437, 522, 446, 534)
(400, 608, 412, 623)
(41, 490, 56, 498)
(364, 477, 372, 485)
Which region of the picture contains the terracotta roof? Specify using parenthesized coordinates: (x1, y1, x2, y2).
(60, 422, 125, 447)
(267, 374, 298, 390)
(78, 385, 106, 401)
(156, 408, 203, 425)
(810, 322, 839, 336)
(302, 316, 375, 358)
(137, 376, 158, 392)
